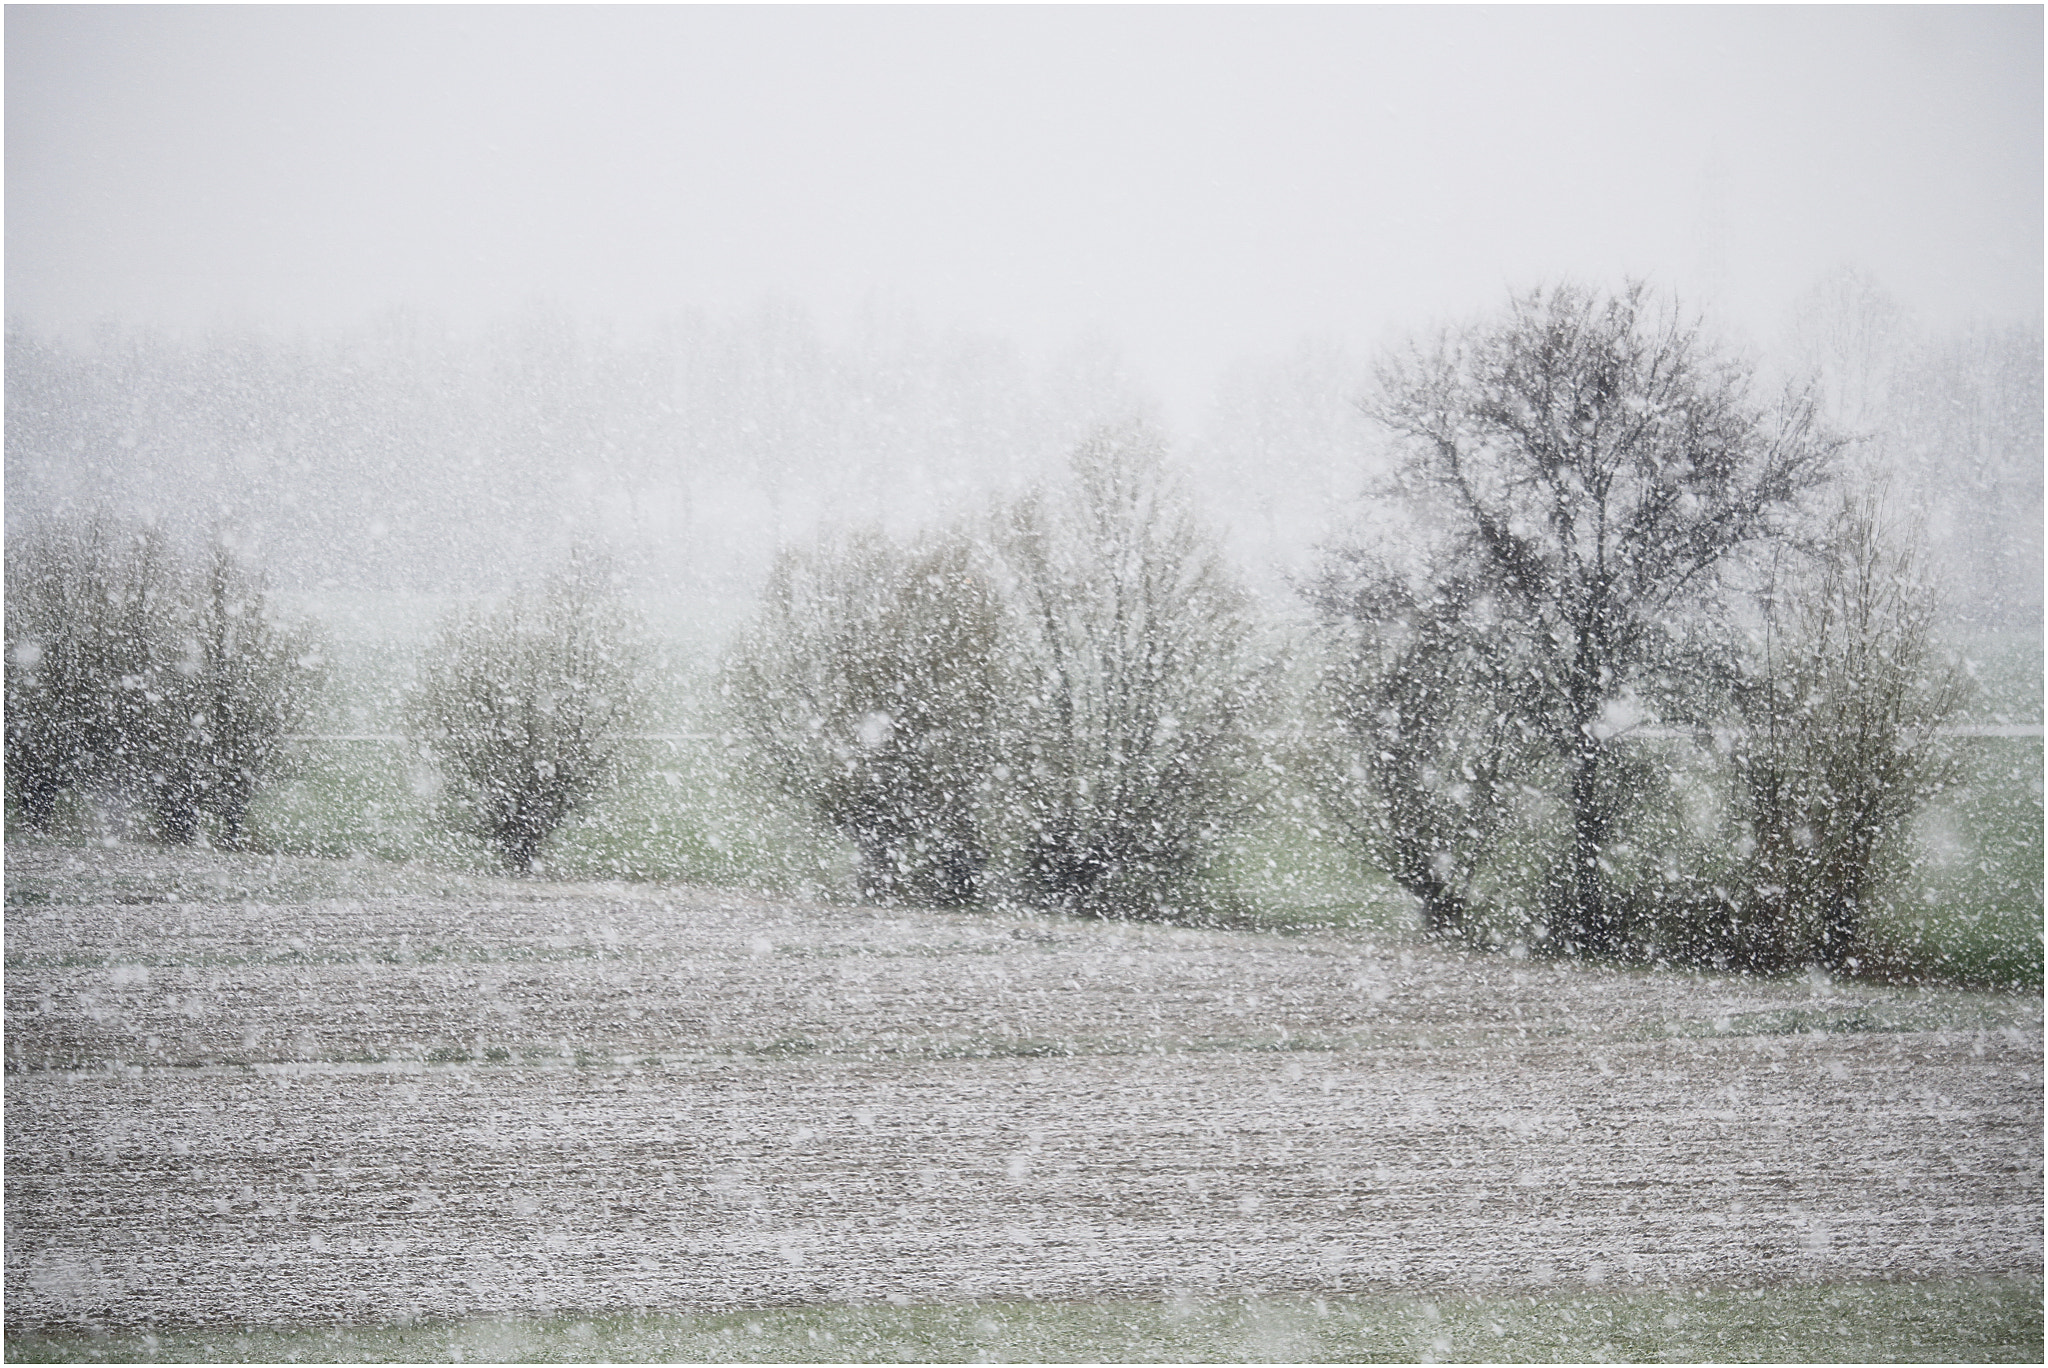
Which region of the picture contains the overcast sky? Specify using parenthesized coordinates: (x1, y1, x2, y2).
(8, 5, 2041, 422)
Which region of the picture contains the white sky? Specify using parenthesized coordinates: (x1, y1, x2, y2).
(7, 5, 2041, 423)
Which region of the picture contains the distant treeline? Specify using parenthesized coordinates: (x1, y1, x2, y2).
(4, 268, 2039, 623)
(3, 303, 1144, 597)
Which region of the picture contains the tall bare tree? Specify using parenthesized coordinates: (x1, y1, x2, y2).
(1369, 283, 1839, 954)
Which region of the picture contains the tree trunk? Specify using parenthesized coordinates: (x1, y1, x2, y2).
(1567, 739, 1613, 954)
(853, 827, 901, 904)
(156, 789, 199, 846)
(12, 770, 64, 830)
(216, 797, 247, 852)
(1390, 836, 1468, 938)
(1818, 888, 1860, 971)
(1415, 875, 1469, 938)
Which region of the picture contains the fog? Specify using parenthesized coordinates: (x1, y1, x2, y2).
(11, 7, 2040, 382)
(6, 5, 2042, 607)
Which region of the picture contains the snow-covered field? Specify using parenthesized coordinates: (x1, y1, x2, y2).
(4, 843, 2040, 1334)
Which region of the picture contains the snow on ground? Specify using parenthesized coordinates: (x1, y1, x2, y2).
(4, 843, 2041, 1332)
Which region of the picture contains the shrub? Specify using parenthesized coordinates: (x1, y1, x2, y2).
(5, 514, 173, 828)
(1730, 491, 1972, 971)
(721, 528, 1001, 904)
(138, 538, 325, 846)
(1302, 551, 1541, 937)
(406, 555, 648, 874)
(725, 426, 1271, 921)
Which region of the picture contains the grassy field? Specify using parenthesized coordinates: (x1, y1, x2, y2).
(9, 1277, 2042, 1363)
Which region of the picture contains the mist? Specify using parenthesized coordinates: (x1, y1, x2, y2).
(8, 6, 2041, 617)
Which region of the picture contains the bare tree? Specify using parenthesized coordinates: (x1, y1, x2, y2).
(1787, 268, 2044, 632)
(140, 536, 325, 848)
(994, 424, 1270, 920)
(1370, 283, 1839, 954)
(5, 514, 178, 828)
(722, 527, 1001, 904)
(5, 515, 321, 844)
(1734, 491, 1972, 971)
(407, 554, 647, 873)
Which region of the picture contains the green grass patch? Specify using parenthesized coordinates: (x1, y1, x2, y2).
(7, 1278, 2039, 1363)
(1211, 807, 1418, 936)
(245, 739, 477, 870)
(0, 836, 509, 908)
(1677, 1000, 2038, 1041)
(1870, 734, 2043, 989)
(244, 735, 858, 899)
(538, 741, 853, 896)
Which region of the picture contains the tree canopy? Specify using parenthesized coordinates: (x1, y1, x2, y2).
(1363, 283, 1841, 952)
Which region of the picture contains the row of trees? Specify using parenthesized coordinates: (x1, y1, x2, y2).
(5, 284, 1982, 974)
(24, 276, 2026, 622)
(723, 284, 1973, 971)
(4, 304, 1140, 598)
(3, 518, 650, 873)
